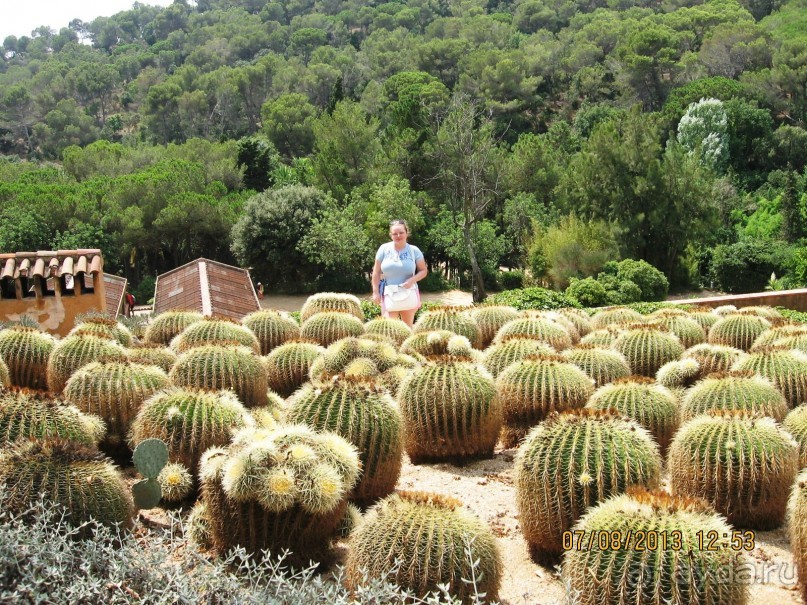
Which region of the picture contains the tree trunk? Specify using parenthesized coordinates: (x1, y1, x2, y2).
(463, 222, 487, 303)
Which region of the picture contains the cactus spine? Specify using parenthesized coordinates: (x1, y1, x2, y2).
(0, 439, 133, 530)
(708, 314, 772, 351)
(669, 411, 799, 528)
(492, 317, 573, 350)
(201, 424, 359, 565)
(515, 409, 661, 563)
(170, 344, 268, 408)
(300, 311, 365, 346)
(130, 387, 253, 477)
(63, 361, 171, 449)
(470, 305, 521, 348)
(789, 468, 807, 604)
(345, 492, 502, 605)
(0, 326, 56, 390)
(612, 326, 685, 377)
(172, 317, 260, 354)
(732, 347, 807, 408)
(412, 306, 482, 348)
(70, 317, 133, 347)
(563, 488, 749, 605)
(397, 358, 501, 463)
(46, 333, 128, 394)
(784, 406, 807, 468)
(300, 292, 365, 322)
(561, 344, 631, 387)
(482, 337, 555, 378)
(400, 330, 479, 361)
(0, 388, 104, 446)
(586, 376, 679, 454)
(263, 340, 325, 397)
(241, 309, 300, 355)
(144, 310, 204, 345)
(682, 342, 747, 377)
(495, 355, 594, 448)
(286, 377, 403, 504)
(126, 344, 177, 373)
(363, 317, 412, 346)
(590, 306, 644, 329)
(680, 371, 789, 422)
(650, 314, 707, 348)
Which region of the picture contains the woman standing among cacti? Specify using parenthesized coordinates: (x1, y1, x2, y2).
(371, 219, 428, 327)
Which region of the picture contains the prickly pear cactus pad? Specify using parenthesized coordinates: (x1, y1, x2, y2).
(200, 424, 360, 564)
(63, 361, 171, 448)
(130, 387, 253, 477)
(397, 357, 501, 463)
(144, 310, 204, 346)
(172, 317, 260, 354)
(0, 326, 57, 390)
(345, 491, 502, 605)
(669, 411, 799, 529)
(300, 292, 365, 322)
(562, 488, 749, 605)
(0, 439, 134, 530)
(0, 388, 104, 446)
(515, 409, 662, 563)
(286, 376, 403, 504)
(241, 309, 301, 355)
(169, 344, 268, 409)
(495, 354, 594, 448)
(412, 306, 482, 349)
(680, 371, 789, 422)
(263, 340, 326, 397)
(789, 468, 807, 604)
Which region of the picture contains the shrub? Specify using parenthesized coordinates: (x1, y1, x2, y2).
(602, 258, 669, 301)
(485, 287, 580, 311)
(709, 239, 795, 293)
(565, 277, 608, 307)
(498, 270, 524, 290)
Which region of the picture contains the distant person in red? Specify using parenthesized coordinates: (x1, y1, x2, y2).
(256, 282, 264, 300)
(125, 291, 136, 317)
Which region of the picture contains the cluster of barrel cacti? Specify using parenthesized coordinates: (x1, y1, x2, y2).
(2, 295, 807, 605)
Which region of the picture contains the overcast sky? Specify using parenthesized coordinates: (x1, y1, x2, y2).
(2, 0, 175, 42)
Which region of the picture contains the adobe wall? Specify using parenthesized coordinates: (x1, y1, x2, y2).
(670, 288, 807, 313)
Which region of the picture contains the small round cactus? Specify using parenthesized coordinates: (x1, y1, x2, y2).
(470, 305, 521, 348)
(241, 309, 300, 355)
(0, 388, 104, 446)
(686, 306, 720, 332)
(126, 344, 178, 373)
(201, 424, 360, 565)
(300, 311, 365, 347)
(300, 292, 364, 322)
(737, 305, 782, 320)
(495, 355, 594, 448)
(650, 314, 707, 348)
(561, 344, 631, 387)
(172, 317, 260, 354)
(783, 406, 807, 468)
(400, 330, 479, 361)
(157, 462, 194, 502)
(589, 306, 644, 329)
(70, 316, 133, 347)
(732, 347, 807, 408)
(669, 411, 799, 528)
(515, 409, 661, 563)
(412, 306, 482, 348)
(586, 376, 679, 455)
(558, 307, 594, 338)
(680, 371, 789, 423)
(63, 360, 171, 449)
(130, 387, 254, 477)
(528, 310, 581, 343)
(492, 316, 573, 350)
(563, 488, 749, 605)
(285, 376, 403, 504)
(186, 501, 213, 549)
(789, 468, 807, 604)
(144, 310, 204, 346)
(345, 491, 502, 605)
(682, 342, 747, 377)
(612, 326, 685, 377)
(579, 326, 623, 347)
(46, 333, 128, 394)
(0, 439, 133, 530)
(311, 337, 400, 383)
(656, 358, 701, 390)
(170, 344, 268, 409)
(708, 313, 772, 352)
(751, 323, 807, 350)
(713, 304, 738, 316)
(0, 326, 57, 390)
(398, 358, 501, 463)
(482, 337, 555, 378)
(263, 340, 325, 397)
(363, 317, 412, 346)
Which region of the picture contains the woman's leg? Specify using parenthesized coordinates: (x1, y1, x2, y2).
(398, 308, 417, 327)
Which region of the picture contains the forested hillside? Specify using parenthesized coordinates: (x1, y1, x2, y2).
(1, 0, 806, 300)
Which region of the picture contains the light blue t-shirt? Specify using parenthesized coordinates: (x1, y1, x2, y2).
(376, 242, 424, 286)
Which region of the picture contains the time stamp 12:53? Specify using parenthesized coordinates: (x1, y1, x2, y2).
(562, 529, 757, 552)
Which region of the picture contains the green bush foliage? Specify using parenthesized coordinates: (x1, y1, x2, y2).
(485, 287, 580, 311)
